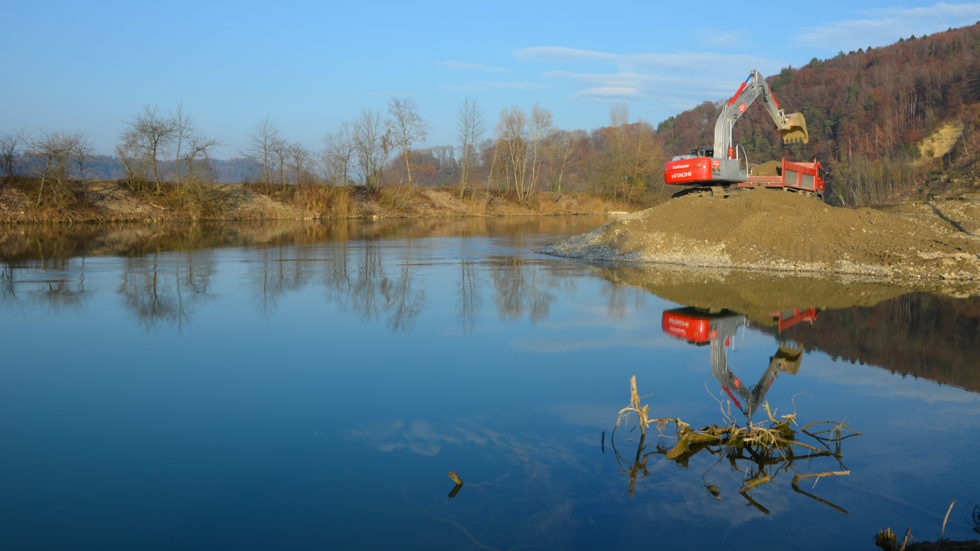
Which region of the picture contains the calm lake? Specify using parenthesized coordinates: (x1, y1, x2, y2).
(1, 217, 979, 550)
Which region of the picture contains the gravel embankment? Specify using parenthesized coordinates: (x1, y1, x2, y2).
(541, 190, 980, 282)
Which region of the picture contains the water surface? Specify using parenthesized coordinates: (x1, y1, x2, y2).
(2, 218, 979, 550)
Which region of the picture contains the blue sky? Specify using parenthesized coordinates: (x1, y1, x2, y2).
(4, 1, 980, 157)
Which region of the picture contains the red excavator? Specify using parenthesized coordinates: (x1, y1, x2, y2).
(661, 306, 816, 419)
(663, 70, 824, 200)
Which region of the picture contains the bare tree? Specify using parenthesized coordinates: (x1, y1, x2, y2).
(243, 116, 280, 184)
(322, 121, 358, 187)
(184, 133, 222, 182)
(456, 97, 486, 198)
(119, 104, 176, 191)
(497, 106, 531, 202)
(116, 132, 151, 191)
(270, 136, 290, 187)
(353, 109, 391, 192)
(548, 129, 578, 194)
(27, 131, 80, 207)
(288, 142, 311, 185)
(497, 106, 527, 197)
(387, 97, 428, 189)
(66, 131, 94, 182)
(528, 104, 554, 197)
(170, 103, 193, 185)
(0, 129, 26, 183)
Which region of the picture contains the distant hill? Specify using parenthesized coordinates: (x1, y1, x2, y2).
(655, 24, 980, 204)
(75, 155, 260, 184)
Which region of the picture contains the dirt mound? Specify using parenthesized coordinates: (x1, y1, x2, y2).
(541, 190, 980, 283)
(750, 160, 781, 176)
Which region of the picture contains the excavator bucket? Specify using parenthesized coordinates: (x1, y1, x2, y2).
(773, 343, 804, 375)
(780, 113, 809, 145)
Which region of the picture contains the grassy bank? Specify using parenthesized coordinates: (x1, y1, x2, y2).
(0, 178, 635, 224)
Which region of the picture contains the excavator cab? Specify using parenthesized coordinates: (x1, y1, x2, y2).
(780, 112, 809, 145)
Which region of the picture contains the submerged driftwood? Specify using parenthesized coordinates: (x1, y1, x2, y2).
(613, 376, 861, 513)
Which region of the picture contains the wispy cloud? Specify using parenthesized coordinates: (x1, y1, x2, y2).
(796, 2, 980, 50)
(542, 71, 738, 105)
(438, 61, 511, 72)
(571, 87, 640, 101)
(694, 28, 746, 47)
(517, 46, 784, 108)
(516, 46, 784, 77)
(443, 81, 544, 91)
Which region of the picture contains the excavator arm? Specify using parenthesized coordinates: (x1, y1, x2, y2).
(713, 70, 809, 160)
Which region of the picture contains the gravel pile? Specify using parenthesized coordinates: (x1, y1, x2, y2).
(540, 190, 980, 282)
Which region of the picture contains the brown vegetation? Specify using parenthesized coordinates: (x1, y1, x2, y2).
(0, 179, 628, 223)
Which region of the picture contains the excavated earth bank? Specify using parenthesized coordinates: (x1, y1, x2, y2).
(540, 190, 980, 285)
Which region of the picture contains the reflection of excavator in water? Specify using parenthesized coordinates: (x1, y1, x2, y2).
(661, 306, 817, 419)
(663, 70, 825, 200)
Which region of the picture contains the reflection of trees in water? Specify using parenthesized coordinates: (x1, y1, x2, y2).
(118, 255, 215, 333)
(249, 249, 587, 331)
(320, 241, 426, 332)
(457, 260, 482, 333)
(383, 265, 425, 332)
(600, 281, 646, 322)
(34, 276, 88, 312)
(1, 263, 14, 304)
(4, 227, 642, 333)
(248, 246, 319, 316)
(1, 260, 89, 313)
(491, 258, 557, 324)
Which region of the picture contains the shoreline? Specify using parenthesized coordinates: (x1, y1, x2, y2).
(0, 180, 634, 224)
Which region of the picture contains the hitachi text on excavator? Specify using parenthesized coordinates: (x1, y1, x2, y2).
(663, 70, 825, 200)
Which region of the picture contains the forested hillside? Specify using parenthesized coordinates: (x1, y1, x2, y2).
(755, 293, 980, 394)
(656, 24, 980, 205)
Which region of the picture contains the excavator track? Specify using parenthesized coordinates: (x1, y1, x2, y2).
(671, 186, 740, 200)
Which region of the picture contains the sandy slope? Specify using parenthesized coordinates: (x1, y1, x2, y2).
(541, 189, 980, 283)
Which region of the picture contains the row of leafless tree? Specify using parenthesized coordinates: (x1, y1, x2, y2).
(1, 128, 95, 206)
(116, 103, 222, 197)
(242, 96, 664, 202)
(2, 96, 667, 204)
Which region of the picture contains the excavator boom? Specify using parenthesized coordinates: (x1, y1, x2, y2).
(714, 70, 809, 156)
(663, 69, 820, 200)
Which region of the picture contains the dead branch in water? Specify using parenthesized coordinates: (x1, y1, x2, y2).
(613, 375, 860, 512)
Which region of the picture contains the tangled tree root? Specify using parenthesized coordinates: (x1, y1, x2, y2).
(612, 375, 861, 512)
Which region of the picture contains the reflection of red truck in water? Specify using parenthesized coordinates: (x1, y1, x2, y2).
(661, 307, 817, 419)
